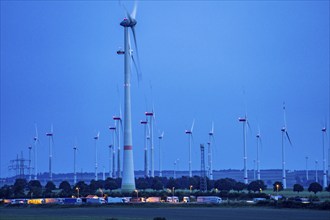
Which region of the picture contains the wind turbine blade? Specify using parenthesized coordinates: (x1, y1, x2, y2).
(131, 1, 137, 19)
(286, 131, 292, 146)
(51, 124, 53, 134)
(131, 26, 142, 77)
(211, 122, 214, 134)
(131, 55, 141, 82)
(191, 119, 195, 132)
(97, 132, 100, 139)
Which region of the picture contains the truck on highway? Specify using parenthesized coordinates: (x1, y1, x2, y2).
(197, 196, 222, 204)
(146, 197, 161, 203)
(166, 196, 179, 203)
(108, 197, 128, 203)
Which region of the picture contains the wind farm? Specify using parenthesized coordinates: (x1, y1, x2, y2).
(1, 0, 329, 204)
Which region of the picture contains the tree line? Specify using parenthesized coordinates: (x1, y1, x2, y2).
(0, 176, 329, 199)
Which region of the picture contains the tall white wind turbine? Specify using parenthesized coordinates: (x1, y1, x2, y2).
(94, 132, 100, 181)
(46, 125, 54, 181)
(185, 120, 195, 178)
(281, 102, 292, 189)
(118, 1, 142, 191)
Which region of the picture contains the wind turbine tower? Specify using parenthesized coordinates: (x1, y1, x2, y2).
(281, 103, 292, 189)
(28, 145, 32, 181)
(145, 112, 154, 177)
(109, 126, 116, 178)
(321, 125, 327, 188)
(119, 2, 141, 191)
(305, 156, 309, 181)
(46, 125, 54, 181)
(33, 124, 39, 180)
(94, 132, 100, 181)
(158, 132, 164, 177)
(315, 160, 318, 182)
(208, 123, 214, 180)
(185, 120, 195, 178)
(113, 115, 122, 178)
(238, 116, 249, 184)
(140, 120, 149, 177)
(256, 130, 261, 180)
(73, 144, 77, 184)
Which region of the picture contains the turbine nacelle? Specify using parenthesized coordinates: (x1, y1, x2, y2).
(322, 127, 326, 132)
(113, 116, 122, 121)
(145, 112, 154, 116)
(281, 127, 286, 132)
(140, 120, 147, 124)
(120, 18, 137, 27)
(185, 130, 192, 134)
(238, 117, 247, 122)
(109, 126, 116, 130)
(46, 133, 53, 136)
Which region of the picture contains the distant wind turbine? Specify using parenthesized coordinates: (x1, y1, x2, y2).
(281, 102, 292, 189)
(185, 120, 195, 178)
(238, 115, 250, 184)
(94, 132, 100, 181)
(158, 131, 164, 177)
(109, 126, 116, 178)
(208, 122, 215, 180)
(145, 111, 154, 177)
(113, 112, 122, 178)
(28, 145, 32, 181)
(140, 120, 148, 177)
(256, 128, 262, 180)
(305, 156, 309, 181)
(73, 143, 78, 184)
(46, 125, 54, 181)
(33, 124, 39, 180)
(321, 124, 327, 188)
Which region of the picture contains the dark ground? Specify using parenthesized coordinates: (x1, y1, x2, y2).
(0, 207, 329, 220)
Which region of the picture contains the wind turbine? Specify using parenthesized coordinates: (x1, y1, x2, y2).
(315, 160, 318, 182)
(140, 120, 148, 177)
(321, 124, 327, 188)
(109, 126, 116, 178)
(46, 125, 54, 181)
(305, 156, 309, 181)
(281, 102, 292, 189)
(145, 111, 154, 177)
(185, 120, 195, 178)
(118, 1, 141, 191)
(208, 122, 215, 180)
(73, 143, 78, 184)
(256, 128, 262, 180)
(28, 145, 32, 181)
(94, 132, 100, 181)
(33, 124, 39, 180)
(158, 131, 164, 177)
(113, 113, 122, 178)
(238, 115, 250, 184)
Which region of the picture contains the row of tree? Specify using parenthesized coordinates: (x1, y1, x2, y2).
(0, 176, 329, 199)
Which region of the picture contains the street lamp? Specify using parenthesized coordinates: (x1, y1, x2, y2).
(134, 189, 138, 200)
(76, 187, 80, 198)
(190, 185, 193, 194)
(276, 184, 279, 195)
(215, 188, 218, 193)
(172, 187, 175, 197)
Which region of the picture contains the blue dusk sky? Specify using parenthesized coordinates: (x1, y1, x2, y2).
(1, 1, 329, 178)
